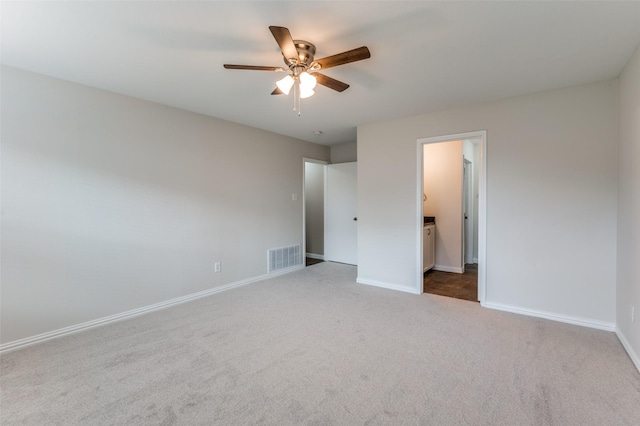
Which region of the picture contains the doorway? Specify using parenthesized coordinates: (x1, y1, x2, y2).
(303, 159, 358, 267)
(303, 159, 327, 266)
(417, 131, 487, 304)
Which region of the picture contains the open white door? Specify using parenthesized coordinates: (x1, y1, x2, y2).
(463, 159, 473, 266)
(325, 162, 357, 265)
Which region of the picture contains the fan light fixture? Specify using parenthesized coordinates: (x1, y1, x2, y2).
(299, 72, 317, 90)
(300, 86, 314, 99)
(276, 75, 294, 95)
(276, 71, 316, 96)
(276, 71, 317, 113)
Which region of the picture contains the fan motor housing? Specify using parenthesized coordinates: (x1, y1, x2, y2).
(285, 40, 316, 68)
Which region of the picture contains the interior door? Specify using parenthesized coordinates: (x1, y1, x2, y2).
(463, 159, 473, 267)
(325, 162, 357, 265)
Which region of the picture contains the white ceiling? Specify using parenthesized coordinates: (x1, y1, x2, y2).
(2, 1, 640, 146)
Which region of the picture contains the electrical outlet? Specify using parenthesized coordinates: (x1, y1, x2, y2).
(292, 193, 298, 201)
(214, 262, 221, 273)
(632, 306, 635, 323)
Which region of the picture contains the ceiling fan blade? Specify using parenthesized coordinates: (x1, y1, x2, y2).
(271, 87, 284, 95)
(224, 64, 283, 71)
(269, 26, 299, 64)
(313, 46, 371, 70)
(315, 73, 350, 92)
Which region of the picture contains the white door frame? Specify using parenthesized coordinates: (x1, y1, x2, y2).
(417, 131, 487, 304)
(303, 158, 328, 263)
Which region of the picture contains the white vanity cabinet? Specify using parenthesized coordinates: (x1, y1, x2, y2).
(423, 224, 436, 272)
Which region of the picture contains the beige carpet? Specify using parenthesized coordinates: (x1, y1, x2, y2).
(2, 262, 639, 424)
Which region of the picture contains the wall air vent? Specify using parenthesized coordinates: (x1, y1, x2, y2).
(268, 244, 301, 273)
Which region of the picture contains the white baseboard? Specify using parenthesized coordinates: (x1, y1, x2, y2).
(0, 265, 304, 354)
(268, 264, 305, 277)
(472, 257, 478, 264)
(434, 264, 464, 274)
(357, 277, 421, 295)
(305, 253, 324, 260)
(483, 301, 616, 332)
(616, 327, 640, 373)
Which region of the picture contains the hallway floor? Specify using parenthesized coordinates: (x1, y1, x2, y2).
(306, 257, 324, 267)
(424, 264, 478, 302)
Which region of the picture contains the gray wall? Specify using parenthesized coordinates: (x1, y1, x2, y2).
(330, 142, 357, 163)
(358, 80, 618, 328)
(617, 44, 640, 367)
(1, 66, 330, 344)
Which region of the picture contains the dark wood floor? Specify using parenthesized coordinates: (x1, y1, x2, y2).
(424, 264, 478, 302)
(307, 258, 477, 302)
(306, 257, 324, 266)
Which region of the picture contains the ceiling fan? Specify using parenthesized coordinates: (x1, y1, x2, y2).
(224, 26, 371, 114)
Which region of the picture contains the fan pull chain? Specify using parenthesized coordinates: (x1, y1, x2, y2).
(292, 80, 302, 116)
(292, 81, 297, 112)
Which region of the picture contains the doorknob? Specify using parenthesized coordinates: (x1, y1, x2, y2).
(353, 217, 358, 221)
